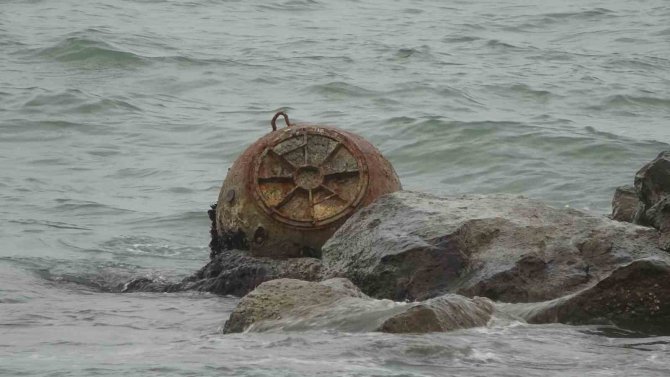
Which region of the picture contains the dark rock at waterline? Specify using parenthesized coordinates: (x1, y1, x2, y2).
(122, 249, 322, 296)
(122, 202, 321, 295)
(322, 191, 667, 303)
(633, 151, 670, 250)
(610, 151, 670, 250)
(610, 185, 639, 223)
(222, 278, 494, 334)
(502, 258, 670, 334)
(184, 250, 322, 295)
(634, 151, 670, 215)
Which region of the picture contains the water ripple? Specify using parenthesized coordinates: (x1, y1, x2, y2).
(34, 37, 147, 67)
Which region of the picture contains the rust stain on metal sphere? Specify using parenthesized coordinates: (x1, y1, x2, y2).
(216, 111, 401, 258)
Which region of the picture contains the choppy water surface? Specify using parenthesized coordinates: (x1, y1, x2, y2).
(1, 0, 669, 375)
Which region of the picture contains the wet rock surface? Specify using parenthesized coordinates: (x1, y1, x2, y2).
(322, 191, 667, 303)
(633, 151, 670, 250)
(183, 250, 321, 296)
(501, 258, 670, 334)
(378, 294, 494, 333)
(122, 249, 321, 296)
(222, 278, 493, 334)
(610, 185, 639, 222)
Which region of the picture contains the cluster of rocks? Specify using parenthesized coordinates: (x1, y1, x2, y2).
(124, 152, 670, 335)
(222, 278, 495, 334)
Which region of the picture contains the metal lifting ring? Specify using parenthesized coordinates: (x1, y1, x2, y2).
(271, 111, 291, 131)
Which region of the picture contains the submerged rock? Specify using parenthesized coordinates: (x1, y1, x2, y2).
(322, 191, 667, 303)
(222, 278, 493, 334)
(378, 294, 494, 333)
(222, 278, 369, 333)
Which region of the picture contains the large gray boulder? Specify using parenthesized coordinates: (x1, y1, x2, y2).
(222, 278, 494, 334)
(322, 191, 668, 303)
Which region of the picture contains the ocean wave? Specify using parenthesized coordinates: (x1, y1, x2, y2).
(0, 119, 99, 134)
(27, 35, 248, 70)
(8, 219, 91, 231)
(1, 254, 189, 292)
(0, 257, 128, 292)
(485, 39, 531, 52)
(442, 36, 481, 43)
(125, 211, 210, 227)
(592, 94, 670, 111)
(18, 88, 142, 115)
(74, 97, 142, 114)
(393, 46, 432, 60)
(604, 56, 670, 72)
(34, 37, 147, 68)
(52, 198, 135, 216)
(482, 83, 558, 104)
(257, 0, 321, 12)
(305, 81, 380, 98)
(105, 167, 171, 179)
(22, 88, 89, 107)
(305, 81, 483, 109)
(376, 117, 665, 210)
(541, 8, 616, 20)
(515, 8, 617, 29)
(98, 235, 208, 260)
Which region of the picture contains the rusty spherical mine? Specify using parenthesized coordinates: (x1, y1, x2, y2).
(215, 112, 402, 258)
